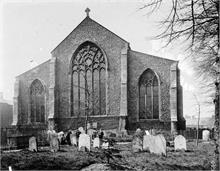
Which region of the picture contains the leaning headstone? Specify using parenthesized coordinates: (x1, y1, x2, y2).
(78, 133, 91, 151)
(202, 130, 210, 141)
(93, 137, 101, 148)
(174, 135, 187, 151)
(50, 132, 59, 152)
(70, 133, 77, 146)
(29, 136, 37, 152)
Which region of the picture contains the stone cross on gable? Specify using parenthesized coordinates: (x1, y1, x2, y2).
(85, 8, 90, 17)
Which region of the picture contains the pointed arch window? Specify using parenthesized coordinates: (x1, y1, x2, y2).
(30, 79, 45, 123)
(70, 42, 106, 116)
(139, 69, 159, 120)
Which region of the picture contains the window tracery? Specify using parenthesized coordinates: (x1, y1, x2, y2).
(71, 42, 106, 116)
(139, 69, 159, 119)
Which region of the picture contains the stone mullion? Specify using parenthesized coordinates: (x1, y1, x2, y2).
(98, 67, 101, 115)
(70, 72, 73, 116)
(85, 69, 87, 117)
(145, 84, 147, 119)
(34, 94, 36, 122)
(151, 83, 154, 119)
(39, 95, 41, 122)
(92, 65, 94, 116)
(78, 71, 80, 117)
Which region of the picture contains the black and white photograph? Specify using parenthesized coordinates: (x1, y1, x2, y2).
(0, 0, 219, 170)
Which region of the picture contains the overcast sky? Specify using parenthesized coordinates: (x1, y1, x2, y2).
(0, 0, 214, 117)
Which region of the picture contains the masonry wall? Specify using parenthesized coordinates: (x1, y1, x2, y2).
(51, 17, 128, 122)
(16, 60, 50, 125)
(127, 50, 176, 130)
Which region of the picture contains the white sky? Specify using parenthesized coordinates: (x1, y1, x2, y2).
(0, 0, 214, 117)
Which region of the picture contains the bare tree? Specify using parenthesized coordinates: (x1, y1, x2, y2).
(140, 0, 219, 170)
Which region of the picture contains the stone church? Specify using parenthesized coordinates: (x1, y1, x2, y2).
(10, 9, 185, 144)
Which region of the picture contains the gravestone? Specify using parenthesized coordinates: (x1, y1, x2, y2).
(132, 137, 143, 152)
(174, 135, 187, 151)
(78, 127, 84, 133)
(143, 135, 151, 152)
(155, 134, 166, 156)
(29, 136, 37, 152)
(70, 133, 77, 146)
(146, 134, 166, 156)
(78, 133, 91, 151)
(50, 132, 59, 152)
(58, 131, 64, 144)
(92, 122, 98, 129)
(132, 128, 144, 152)
(202, 130, 210, 141)
(93, 137, 101, 148)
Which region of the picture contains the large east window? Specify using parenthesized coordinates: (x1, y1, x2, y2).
(30, 79, 45, 123)
(70, 41, 106, 116)
(139, 69, 159, 119)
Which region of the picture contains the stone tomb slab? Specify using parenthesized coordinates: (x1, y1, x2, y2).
(174, 135, 187, 151)
(29, 136, 37, 152)
(78, 133, 91, 151)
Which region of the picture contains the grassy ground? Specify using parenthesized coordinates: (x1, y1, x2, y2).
(0, 140, 214, 170)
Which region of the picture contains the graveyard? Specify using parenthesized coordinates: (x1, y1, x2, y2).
(0, 128, 215, 170)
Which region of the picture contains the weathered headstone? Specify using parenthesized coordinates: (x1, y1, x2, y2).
(147, 134, 166, 156)
(58, 131, 64, 144)
(132, 128, 144, 152)
(50, 132, 59, 152)
(78, 127, 84, 133)
(78, 133, 91, 151)
(143, 135, 151, 152)
(202, 130, 210, 141)
(92, 122, 98, 129)
(93, 137, 101, 148)
(70, 133, 77, 146)
(29, 136, 37, 152)
(132, 137, 143, 152)
(174, 135, 187, 151)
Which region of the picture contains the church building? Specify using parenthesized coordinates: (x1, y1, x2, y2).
(10, 9, 185, 143)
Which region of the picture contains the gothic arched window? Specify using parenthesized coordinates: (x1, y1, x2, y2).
(139, 69, 159, 120)
(30, 79, 45, 123)
(70, 42, 106, 116)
